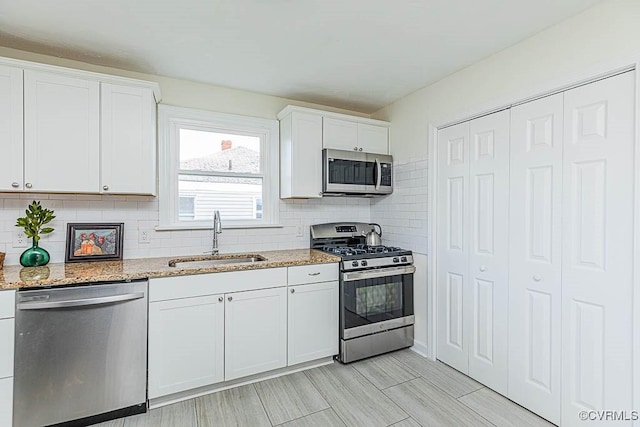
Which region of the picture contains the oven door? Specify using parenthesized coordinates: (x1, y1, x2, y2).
(341, 265, 415, 339)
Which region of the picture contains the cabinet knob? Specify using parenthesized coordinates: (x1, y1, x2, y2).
(218, 296, 223, 302)
(479, 265, 487, 272)
(354, 147, 358, 151)
(533, 275, 542, 282)
(227, 296, 233, 302)
(25, 183, 32, 189)
(11, 182, 19, 188)
(359, 147, 363, 151)
(290, 289, 295, 294)
(103, 185, 109, 191)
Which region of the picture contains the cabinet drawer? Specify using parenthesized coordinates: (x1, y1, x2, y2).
(0, 290, 14, 319)
(0, 318, 14, 379)
(149, 268, 287, 302)
(288, 263, 338, 285)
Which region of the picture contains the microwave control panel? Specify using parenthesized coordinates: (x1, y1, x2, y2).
(380, 164, 392, 186)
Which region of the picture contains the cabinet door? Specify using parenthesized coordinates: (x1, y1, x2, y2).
(24, 70, 100, 193)
(561, 71, 634, 425)
(148, 294, 225, 398)
(101, 84, 156, 195)
(0, 319, 14, 379)
(357, 123, 388, 154)
(280, 112, 323, 198)
(436, 121, 471, 374)
(0, 65, 23, 192)
(508, 93, 563, 424)
(288, 281, 338, 366)
(467, 110, 510, 395)
(323, 117, 358, 151)
(225, 287, 287, 381)
(0, 377, 12, 427)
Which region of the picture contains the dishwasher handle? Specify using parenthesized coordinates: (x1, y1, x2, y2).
(18, 292, 145, 310)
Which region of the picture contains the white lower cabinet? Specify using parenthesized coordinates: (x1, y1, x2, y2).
(0, 290, 14, 427)
(148, 264, 338, 400)
(0, 377, 12, 427)
(148, 294, 225, 399)
(288, 281, 338, 366)
(224, 287, 288, 381)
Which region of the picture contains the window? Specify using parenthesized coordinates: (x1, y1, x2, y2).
(158, 105, 279, 229)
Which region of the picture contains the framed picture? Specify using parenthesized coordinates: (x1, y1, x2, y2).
(65, 223, 124, 263)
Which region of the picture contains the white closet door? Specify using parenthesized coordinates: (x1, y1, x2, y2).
(467, 110, 510, 394)
(437, 121, 471, 374)
(561, 71, 634, 425)
(508, 93, 563, 424)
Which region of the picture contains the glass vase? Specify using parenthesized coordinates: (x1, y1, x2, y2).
(19, 238, 50, 267)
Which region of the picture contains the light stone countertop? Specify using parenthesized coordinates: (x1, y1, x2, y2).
(0, 249, 341, 290)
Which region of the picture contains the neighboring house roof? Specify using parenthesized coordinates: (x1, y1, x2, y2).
(180, 146, 260, 174)
(179, 146, 261, 185)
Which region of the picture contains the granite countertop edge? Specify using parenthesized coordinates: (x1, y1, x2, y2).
(0, 249, 341, 290)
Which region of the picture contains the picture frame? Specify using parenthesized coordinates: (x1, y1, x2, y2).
(65, 223, 124, 263)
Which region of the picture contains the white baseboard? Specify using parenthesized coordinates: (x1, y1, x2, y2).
(410, 340, 431, 359)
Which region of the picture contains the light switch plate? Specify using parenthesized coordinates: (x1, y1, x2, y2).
(296, 225, 304, 237)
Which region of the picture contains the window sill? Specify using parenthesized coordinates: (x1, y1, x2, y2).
(155, 224, 284, 231)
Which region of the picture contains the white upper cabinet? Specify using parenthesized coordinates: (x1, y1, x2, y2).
(357, 123, 389, 155)
(0, 56, 160, 195)
(0, 65, 23, 192)
(323, 117, 358, 151)
(278, 105, 390, 198)
(24, 70, 100, 193)
(101, 83, 156, 195)
(280, 111, 323, 198)
(323, 117, 389, 154)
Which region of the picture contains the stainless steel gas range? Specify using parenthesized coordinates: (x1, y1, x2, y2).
(311, 222, 415, 363)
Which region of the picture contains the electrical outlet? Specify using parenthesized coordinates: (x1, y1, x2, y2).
(138, 229, 152, 244)
(13, 230, 28, 248)
(296, 225, 304, 237)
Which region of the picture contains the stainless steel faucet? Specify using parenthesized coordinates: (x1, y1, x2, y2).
(212, 210, 222, 255)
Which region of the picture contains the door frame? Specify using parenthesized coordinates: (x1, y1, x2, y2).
(427, 55, 640, 421)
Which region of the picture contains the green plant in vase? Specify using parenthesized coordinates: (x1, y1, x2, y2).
(16, 201, 56, 267)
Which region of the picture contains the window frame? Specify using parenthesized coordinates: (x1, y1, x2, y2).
(158, 105, 280, 230)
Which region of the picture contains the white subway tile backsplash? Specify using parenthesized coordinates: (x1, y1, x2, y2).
(0, 194, 371, 266)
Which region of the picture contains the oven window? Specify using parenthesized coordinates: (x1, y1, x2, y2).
(356, 282, 402, 316)
(342, 273, 413, 329)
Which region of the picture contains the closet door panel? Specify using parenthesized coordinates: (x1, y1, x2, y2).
(508, 93, 563, 424)
(436, 122, 471, 374)
(561, 71, 634, 425)
(467, 110, 510, 394)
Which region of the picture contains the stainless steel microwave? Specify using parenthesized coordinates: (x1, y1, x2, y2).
(323, 149, 393, 196)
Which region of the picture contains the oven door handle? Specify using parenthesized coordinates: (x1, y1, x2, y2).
(343, 265, 415, 281)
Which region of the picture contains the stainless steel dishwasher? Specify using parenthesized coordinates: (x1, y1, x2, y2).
(13, 279, 148, 426)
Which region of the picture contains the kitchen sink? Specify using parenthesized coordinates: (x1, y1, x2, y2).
(168, 254, 267, 268)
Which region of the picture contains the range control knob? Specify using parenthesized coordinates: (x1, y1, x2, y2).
(393, 257, 400, 263)
(360, 260, 368, 267)
(400, 256, 407, 262)
(351, 260, 359, 267)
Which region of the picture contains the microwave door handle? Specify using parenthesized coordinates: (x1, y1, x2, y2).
(375, 159, 381, 190)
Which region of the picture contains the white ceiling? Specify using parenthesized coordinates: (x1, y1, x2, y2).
(0, 0, 600, 113)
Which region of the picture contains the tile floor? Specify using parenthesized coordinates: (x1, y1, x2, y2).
(97, 349, 554, 427)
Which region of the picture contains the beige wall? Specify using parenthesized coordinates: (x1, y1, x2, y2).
(0, 45, 368, 120)
(375, 0, 640, 161)
(370, 0, 640, 352)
